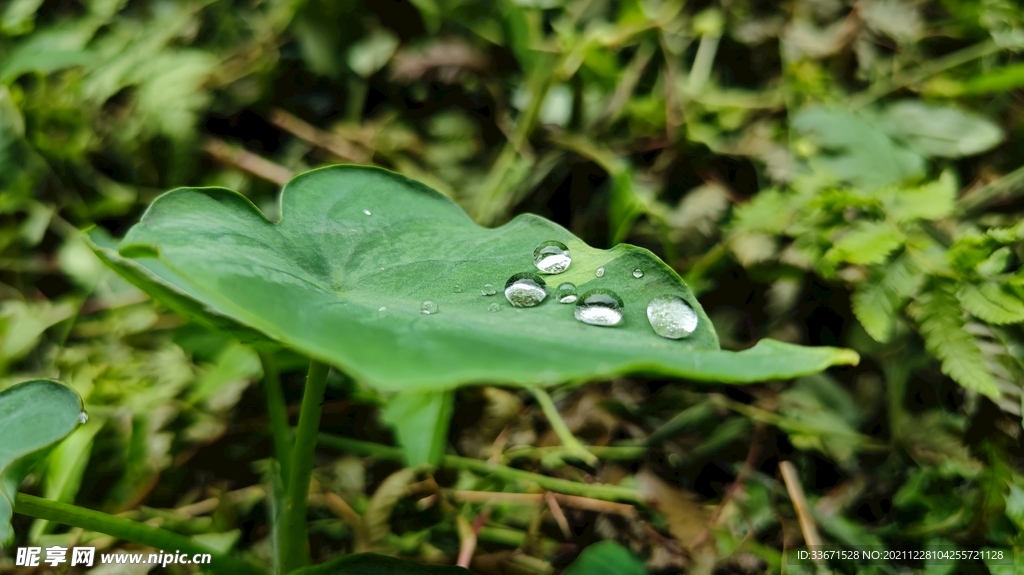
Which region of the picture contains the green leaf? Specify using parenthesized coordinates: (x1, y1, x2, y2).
(381, 391, 454, 466)
(912, 283, 999, 398)
(1005, 483, 1024, 531)
(562, 541, 647, 575)
(958, 282, 1024, 325)
(826, 221, 904, 265)
(347, 30, 399, 78)
(878, 101, 1004, 158)
(289, 553, 473, 575)
(0, 379, 84, 548)
(93, 166, 857, 392)
(791, 106, 925, 190)
(851, 253, 926, 343)
(879, 170, 957, 222)
(28, 417, 103, 541)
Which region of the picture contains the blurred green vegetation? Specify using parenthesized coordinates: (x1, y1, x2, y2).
(1, 0, 1023, 573)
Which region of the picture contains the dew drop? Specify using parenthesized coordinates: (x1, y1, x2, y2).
(632, 268, 644, 279)
(555, 282, 578, 304)
(481, 283, 496, 296)
(363, 209, 371, 216)
(595, 267, 605, 278)
(533, 240, 572, 274)
(488, 302, 501, 312)
(421, 300, 439, 315)
(78, 412, 89, 425)
(504, 272, 547, 307)
(646, 294, 698, 339)
(574, 288, 624, 326)
(379, 306, 387, 313)
(454, 284, 463, 293)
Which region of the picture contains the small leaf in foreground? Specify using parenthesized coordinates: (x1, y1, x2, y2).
(0, 379, 84, 548)
(562, 541, 647, 575)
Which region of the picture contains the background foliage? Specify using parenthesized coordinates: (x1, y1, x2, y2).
(1, 0, 1023, 573)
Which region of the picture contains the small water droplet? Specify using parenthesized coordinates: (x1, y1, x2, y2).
(379, 306, 387, 313)
(632, 268, 644, 279)
(363, 209, 371, 216)
(595, 267, 605, 278)
(555, 282, 577, 304)
(574, 288, 624, 326)
(488, 302, 501, 312)
(533, 240, 571, 274)
(481, 283, 496, 296)
(504, 272, 547, 307)
(78, 412, 89, 425)
(454, 284, 463, 293)
(646, 294, 698, 339)
(421, 300, 439, 315)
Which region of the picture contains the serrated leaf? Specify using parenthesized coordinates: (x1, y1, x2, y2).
(958, 282, 1024, 325)
(912, 283, 999, 398)
(91, 166, 857, 392)
(878, 101, 1004, 158)
(827, 221, 904, 265)
(852, 254, 927, 343)
(289, 553, 472, 575)
(381, 391, 454, 466)
(879, 170, 957, 222)
(563, 541, 647, 575)
(0, 379, 84, 548)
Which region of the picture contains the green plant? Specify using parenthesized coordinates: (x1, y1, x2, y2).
(5, 166, 855, 573)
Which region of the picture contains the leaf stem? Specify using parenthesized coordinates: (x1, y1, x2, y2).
(259, 352, 292, 482)
(13, 494, 263, 575)
(529, 388, 598, 466)
(316, 434, 641, 504)
(279, 360, 330, 574)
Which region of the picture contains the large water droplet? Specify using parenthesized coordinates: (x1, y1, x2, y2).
(421, 300, 439, 315)
(555, 282, 577, 304)
(595, 267, 605, 278)
(533, 240, 571, 274)
(632, 268, 644, 279)
(646, 294, 698, 339)
(481, 283, 496, 296)
(488, 302, 501, 312)
(574, 288, 624, 326)
(78, 412, 89, 425)
(363, 209, 372, 216)
(504, 272, 547, 307)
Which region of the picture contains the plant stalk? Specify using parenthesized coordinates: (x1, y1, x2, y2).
(259, 351, 292, 483)
(278, 360, 330, 574)
(14, 494, 263, 575)
(529, 388, 598, 466)
(316, 434, 641, 504)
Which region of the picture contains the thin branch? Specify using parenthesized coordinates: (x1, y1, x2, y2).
(202, 138, 293, 185)
(692, 423, 765, 549)
(268, 109, 370, 163)
(544, 492, 572, 538)
(779, 461, 824, 568)
(317, 434, 642, 503)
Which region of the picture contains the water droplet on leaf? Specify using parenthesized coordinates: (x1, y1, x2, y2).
(363, 209, 371, 216)
(454, 284, 463, 293)
(646, 294, 698, 339)
(595, 267, 605, 278)
(481, 283, 496, 296)
(504, 272, 547, 307)
(632, 268, 643, 278)
(574, 288, 624, 326)
(533, 240, 571, 274)
(379, 306, 387, 313)
(421, 300, 439, 315)
(78, 412, 89, 425)
(555, 282, 577, 304)
(488, 302, 501, 312)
